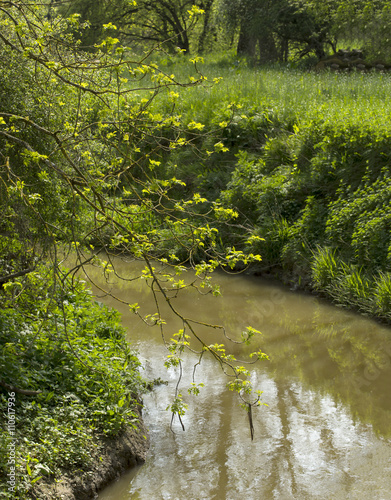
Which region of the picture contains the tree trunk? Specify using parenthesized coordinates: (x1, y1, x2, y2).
(310, 36, 326, 60)
(198, 0, 214, 54)
(280, 38, 289, 62)
(258, 31, 279, 63)
(237, 24, 256, 57)
(178, 30, 190, 53)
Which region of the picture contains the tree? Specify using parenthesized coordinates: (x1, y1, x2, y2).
(130, 0, 207, 53)
(197, 0, 216, 53)
(0, 0, 267, 433)
(274, 0, 391, 62)
(218, 0, 290, 63)
(333, 0, 391, 61)
(58, 0, 212, 53)
(217, 0, 384, 63)
(54, 0, 138, 47)
(275, 0, 336, 60)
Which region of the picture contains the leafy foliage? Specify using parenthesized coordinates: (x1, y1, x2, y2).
(0, 271, 143, 497)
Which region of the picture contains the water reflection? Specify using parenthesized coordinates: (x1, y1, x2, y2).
(84, 257, 391, 499)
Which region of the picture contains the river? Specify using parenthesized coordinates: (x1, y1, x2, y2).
(85, 256, 391, 500)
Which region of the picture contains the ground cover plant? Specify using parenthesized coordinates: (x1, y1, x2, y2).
(0, 270, 144, 498)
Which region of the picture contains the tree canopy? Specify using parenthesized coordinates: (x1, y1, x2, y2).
(47, 0, 391, 61)
(217, 0, 391, 62)
(58, 0, 213, 53)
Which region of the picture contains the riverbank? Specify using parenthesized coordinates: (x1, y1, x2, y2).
(138, 60, 391, 324)
(0, 272, 148, 499)
(29, 409, 149, 500)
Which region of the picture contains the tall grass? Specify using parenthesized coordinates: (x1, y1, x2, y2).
(312, 247, 391, 321)
(149, 54, 391, 134)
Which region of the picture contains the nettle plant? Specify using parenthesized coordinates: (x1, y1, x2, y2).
(0, 0, 268, 440)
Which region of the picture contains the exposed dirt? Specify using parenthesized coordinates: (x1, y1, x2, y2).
(29, 410, 149, 500)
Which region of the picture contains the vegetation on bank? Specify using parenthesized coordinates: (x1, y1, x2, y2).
(0, 266, 145, 498)
(139, 57, 391, 321)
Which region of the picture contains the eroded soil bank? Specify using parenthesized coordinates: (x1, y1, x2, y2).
(29, 412, 149, 500)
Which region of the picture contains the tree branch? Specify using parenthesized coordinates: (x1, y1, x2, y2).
(0, 267, 35, 286)
(0, 379, 41, 396)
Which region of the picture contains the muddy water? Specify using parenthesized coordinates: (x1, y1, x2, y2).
(90, 258, 391, 500)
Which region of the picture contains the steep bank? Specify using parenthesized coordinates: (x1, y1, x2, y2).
(29, 411, 149, 500)
(0, 273, 147, 498)
(142, 64, 391, 322)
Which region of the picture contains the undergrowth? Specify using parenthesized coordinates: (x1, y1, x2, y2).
(0, 267, 144, 499)
(131, 54, 391, 320)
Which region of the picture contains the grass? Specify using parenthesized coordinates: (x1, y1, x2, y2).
(147, 53, 391, 134)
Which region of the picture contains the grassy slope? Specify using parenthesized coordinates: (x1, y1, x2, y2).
(146, 54, 391, 321)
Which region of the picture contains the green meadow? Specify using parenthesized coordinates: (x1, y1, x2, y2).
(152, 55, 391, 126)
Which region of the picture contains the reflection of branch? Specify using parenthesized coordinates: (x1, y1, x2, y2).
(0, 379, 41, 396)
(247, 402, 254, 441)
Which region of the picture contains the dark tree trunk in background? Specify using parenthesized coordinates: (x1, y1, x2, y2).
(258, 31, 278, 63)
(280, 37, 289, 62)
(237, 24, 257, 57)
(311, 36, 326, 60)
(177, 30, 190, 53)
(198, 0, 215, 54)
